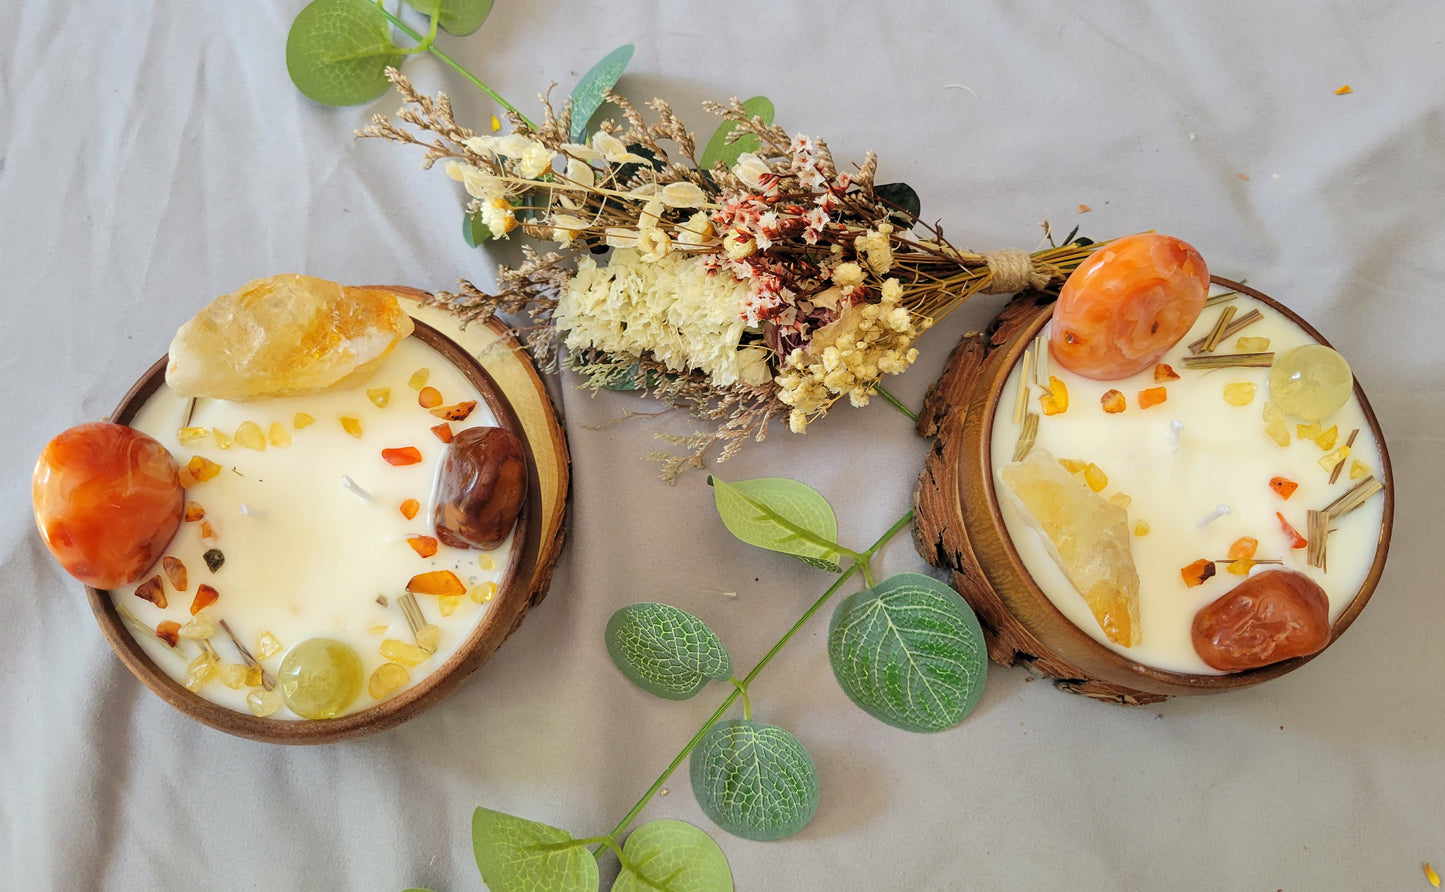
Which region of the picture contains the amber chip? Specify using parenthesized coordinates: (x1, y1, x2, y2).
(1154, 363, 1180, 382)
(184, 501, 205, 522)
(1101, 389, 1126, 414)
(191, 583, 219, 615)
(399, 498, 420, 520)
(162, 556, 188, 592)
(407, 535, 439, 558)
(418, 386, 443, 409)
(1181, 558, 1217, 588)
(430, 401, 477, 422)
(1138, 386, 1168, 409)
(1228, 536, 1259, 560)
(179, 455, 222, 488)
(1039, 376, 1068, 415)
(134, 574, 167, 608)
(431, 422, 454, 444)
(406, 570, 466, 596)
(156, 620, 182, 647)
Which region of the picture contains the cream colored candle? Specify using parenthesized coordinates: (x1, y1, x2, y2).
(990, 291, 1386, 674)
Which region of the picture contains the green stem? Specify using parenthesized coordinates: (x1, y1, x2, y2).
(731, 678, 752, 721)
(874, 384, 917, 422)
(374, 5, 536, 127)
(600, 508, 915, 850)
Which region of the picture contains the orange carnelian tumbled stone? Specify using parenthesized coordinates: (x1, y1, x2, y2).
(1192, 569, 1331, 671)
(32, 422, 184, 588)
(1049, 233, 1209, 380)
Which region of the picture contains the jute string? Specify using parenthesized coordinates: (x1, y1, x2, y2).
(981, 248, 1050, 294)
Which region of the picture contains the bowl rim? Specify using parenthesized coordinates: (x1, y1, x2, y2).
(964, 276, 1395, 694)
(86, 317, 544, 743)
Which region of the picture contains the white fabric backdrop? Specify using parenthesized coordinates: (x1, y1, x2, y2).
(3, 2, 1443, 889)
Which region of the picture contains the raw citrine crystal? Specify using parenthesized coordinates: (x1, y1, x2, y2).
(165, 274, 414, 400)
(1000, 447, 1141, 647)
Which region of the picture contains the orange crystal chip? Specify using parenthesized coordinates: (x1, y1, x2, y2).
(156, 621, 182, 648)
(1039, 376, 1068, 415)
(1228, 537, 1259, 560)
(399, 498, 420, 520)
(1277, 512, 1308, 549)
(418, 386, 443, 409)
(1138, 386, 1168, 409)
(135, 574, 167, 608)
(1269, 476, 1298, 499)
(430, 401, 477, 422)
(179, 455, 222, 487)
(406, 535, 439, 558)
(1181, 558, 1216, 588)
(431, 422, 454, 444)
(406, 570, 466, 596)
(183, 501, 205, 522)
(382, 446, 423, 466)
(162, 556, 188, 592)
(1101, 389, 1126, 414)
(191, 583, 219, 615)
(1154, 363, 1180, 382)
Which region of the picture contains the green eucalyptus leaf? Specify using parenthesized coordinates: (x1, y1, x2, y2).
(828, 572, 987, 732)
(569, 44, 634, 143)
(605, 603, 732, 700)
(698, 96, 774, 171)
(286, 0, 405, 107)
(463, 209, 493, 247)
(403, 0, 493, 35)
(613, 819, 733, 892)
(689, 719, 820, 842)
(471, 807, 599, 892)
(873, 182, 921, 224)
(708, 477, 842, 572)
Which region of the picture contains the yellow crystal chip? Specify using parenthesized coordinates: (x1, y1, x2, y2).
(218, 663, 248, 689)
(367, 387, 391, 408)
(268, 422, 292, 447)
(1058, 458, 1088, 474)
(469, 581, 497, 604)
(294, 412, 315, 430)
(1349, 459, 1371, 480)
(1296, 421, 1323, 441)
(368, 662, 411, 700)
(1236, 336, 1270, 352)
(1000, 448, 1141, 647)
(1319, 445, 1350, 472)
(178, 426, 209, 446)
(407, 368, 430, 391)
(1263, 400, 1290, 447)
(380, 639, 431, 668)
(1040, 375, 1069, 415)
(1223, 382, 1256, 406)
(179, 613, 216, 640)
(477, 553, 496, 571)
(244, 665, 264, 687)
(1083, 463, 1109, 493)
(246, 688, 281, 717)
(255, 631, 282, 661)
(164, 274, 415, 400)
(438, 594, 462, 617)
(1313, 424, 1338, 451)
(1109, 493, 1132, 510)
(340, 416, 363, 438)
(415, 623, 441, 652)
(212, 427, 234, 450)
(184, 653, 219, 692)
(1133, 521, 1150, 537)
(234, 420, 266, 451)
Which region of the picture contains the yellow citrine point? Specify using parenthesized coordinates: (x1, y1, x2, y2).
(1335, 84, 1353, 95)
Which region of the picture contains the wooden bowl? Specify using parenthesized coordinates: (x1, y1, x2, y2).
(87, 316, 557, 742)
(914, 277, 1394, 704)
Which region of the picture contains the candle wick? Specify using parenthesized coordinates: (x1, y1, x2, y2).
(1197, 504, 1232, 528)
(341, 475, 373, 502)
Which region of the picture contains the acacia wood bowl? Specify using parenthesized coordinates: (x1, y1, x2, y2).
(912, 277, 1394, 704)
(87, 311, 564, 743)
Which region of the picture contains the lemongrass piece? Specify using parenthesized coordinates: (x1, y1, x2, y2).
(1013, 348, 1033, 425)
(1196, 305, 1237, 354)
(1187, 308, 1264, 353)
(1306, 509, 1329, 570)
(1204, 290, 1239, 307)
(1182, 352, 1275, 370)
(399, 592, 434, 652)
(1322, 475, 1383, 519)
(1032, 334, 1048, 385)
(1012, 412, 1039, 462)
